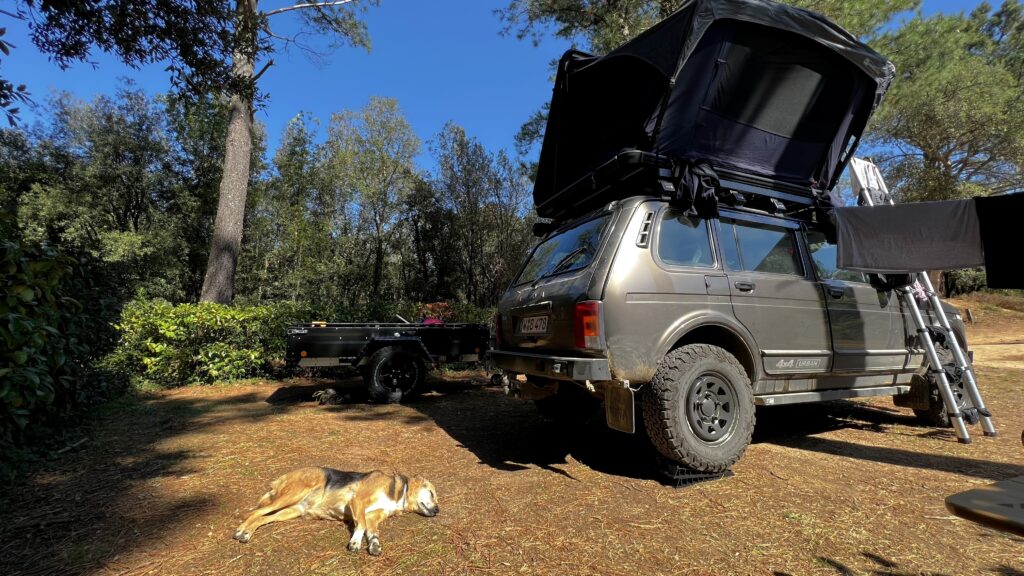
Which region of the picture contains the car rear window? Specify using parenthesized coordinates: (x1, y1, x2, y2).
(657, 210, 715, 268)
(515, 215, 611, 285)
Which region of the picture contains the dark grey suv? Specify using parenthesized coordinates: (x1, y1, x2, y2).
(491, 196, 968, 472)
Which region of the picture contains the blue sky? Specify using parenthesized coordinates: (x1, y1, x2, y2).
(4, 0, 984, 169)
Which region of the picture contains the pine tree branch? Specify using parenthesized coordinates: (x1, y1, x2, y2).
(263, 1, 356, 17)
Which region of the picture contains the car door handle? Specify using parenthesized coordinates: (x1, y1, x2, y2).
(734, 281, 755, 292)
(827, 286, 845, 299)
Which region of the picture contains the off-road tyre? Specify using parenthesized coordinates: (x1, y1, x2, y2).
(912, 346, 971, 428)
(364, 346, 426, 404)
(534, 382, 602, 426)
(642, 344, 755, 473)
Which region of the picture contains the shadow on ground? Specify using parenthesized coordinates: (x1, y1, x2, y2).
(756, 401, 1024, 481)
(404, 383, 1024, 485)
(0, 390, 287, 576)
(403, 382, 667, 482)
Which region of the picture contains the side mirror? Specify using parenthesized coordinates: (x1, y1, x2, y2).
(532, 221, 555, 238)
(868, 273, 913, 292)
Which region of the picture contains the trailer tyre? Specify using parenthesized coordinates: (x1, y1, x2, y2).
(642, 344, 755, 473)
(365, 346, 426, 404)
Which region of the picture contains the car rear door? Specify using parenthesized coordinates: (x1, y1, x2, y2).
(804, 228, 908, 375)
(717, 211, 831, 377)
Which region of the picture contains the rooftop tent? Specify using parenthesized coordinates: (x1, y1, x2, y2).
(533, 0, 895, 219)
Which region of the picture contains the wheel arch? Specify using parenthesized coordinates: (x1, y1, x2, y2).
(663, 320, 760, 384)
(358, 338, 432, 366)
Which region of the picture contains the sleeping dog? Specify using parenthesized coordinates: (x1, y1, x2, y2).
(233, 467, 439, 556)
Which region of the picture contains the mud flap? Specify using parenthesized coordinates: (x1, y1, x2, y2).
(605, 382, 635, 434)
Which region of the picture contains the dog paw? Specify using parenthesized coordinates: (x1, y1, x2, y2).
(367, 539, 382, 556)
(232, 530, 252, 544)
(347, 540, 361, 552)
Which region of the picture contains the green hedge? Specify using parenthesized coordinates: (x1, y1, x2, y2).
(944, 268, 988, 297)
(105, 300, 315, 387)
(1, 241, 121, 448)
(106, 298, 495, 388)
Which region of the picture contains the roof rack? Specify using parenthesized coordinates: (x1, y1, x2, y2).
(538, 149, 827, 225)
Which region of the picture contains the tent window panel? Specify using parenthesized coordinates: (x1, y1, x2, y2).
(704, 29, 853, 142)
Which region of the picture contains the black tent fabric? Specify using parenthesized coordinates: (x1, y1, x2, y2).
(975, 193, 1024, 289)
(833, 194, 1024, 289)
(834, 200, 985, 273)
(534, 0, 895, 219)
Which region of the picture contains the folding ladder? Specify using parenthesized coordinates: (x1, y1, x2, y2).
(847, 158, 996, 444)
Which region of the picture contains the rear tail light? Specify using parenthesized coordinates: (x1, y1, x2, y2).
(574, 301, 603, 350)
(493, 313, 503, 346)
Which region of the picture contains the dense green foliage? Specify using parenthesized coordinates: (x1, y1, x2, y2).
(105, 298, 494, 388)
(0, 240, 121, 451)
(498, 0, 916, 54)
(236, 100, 535, 311)
(2, 86, 233, 302)
(105, 299, 312, 387)
(944, 268, 990, 297)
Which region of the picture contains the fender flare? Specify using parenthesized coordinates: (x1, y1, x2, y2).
(655, 312, 762, 383)
(358, 337, 432, 365)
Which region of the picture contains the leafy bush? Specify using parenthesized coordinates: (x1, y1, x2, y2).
(945, 268, 987, 297)
(106, 299, 314, 387)
(106, 298, 494, 388)
(0, 241, 121, 450)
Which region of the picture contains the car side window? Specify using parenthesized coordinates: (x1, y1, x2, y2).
(720, 219, 803, 276)
(805, 229, 870, 283)
(657, 209, 715, 268)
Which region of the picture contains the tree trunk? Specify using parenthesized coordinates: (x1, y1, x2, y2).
(200, 1, 257, 303)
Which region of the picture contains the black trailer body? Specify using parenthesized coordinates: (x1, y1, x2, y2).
(286, 322, 490, 403)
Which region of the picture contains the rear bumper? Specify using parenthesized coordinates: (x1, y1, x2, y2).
(490, 350, 611, 382)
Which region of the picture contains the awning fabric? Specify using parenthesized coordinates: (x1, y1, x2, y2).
(834, 194, 1024, 289)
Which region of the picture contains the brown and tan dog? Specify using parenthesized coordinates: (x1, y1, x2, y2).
(233, 467, 439, 556)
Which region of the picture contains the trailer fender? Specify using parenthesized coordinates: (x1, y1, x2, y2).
(358, 337, 433, 366)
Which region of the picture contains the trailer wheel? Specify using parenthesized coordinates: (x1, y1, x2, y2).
(365, 346, 426, 404)
(642, 344, 755, 473)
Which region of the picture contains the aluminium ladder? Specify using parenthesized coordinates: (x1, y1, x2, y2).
(847, 158, 996, 444)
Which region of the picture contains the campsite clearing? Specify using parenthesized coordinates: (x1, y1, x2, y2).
(2, 294, 1022, 576)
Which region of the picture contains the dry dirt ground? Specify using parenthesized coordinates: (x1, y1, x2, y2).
(2, 297, 1023, 576)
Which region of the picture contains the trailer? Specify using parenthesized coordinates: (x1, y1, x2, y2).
(286, 320, 489, 403)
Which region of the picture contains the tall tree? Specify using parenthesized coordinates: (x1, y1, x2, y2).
(13, 0, 380, 303)
(498, 0, 917, 55)
(327, 97, 420, 303)
(430, 123, 534, 307)
(200, 0, 378, 303)
(867, 2, 1024, 200)
(11, 87, 200, 299)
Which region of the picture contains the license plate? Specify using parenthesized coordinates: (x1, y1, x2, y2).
(519, 315, 549, 334)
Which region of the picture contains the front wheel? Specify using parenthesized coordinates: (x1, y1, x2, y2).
(364, 346, 426, 404)
(642, 344, 755, 473)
